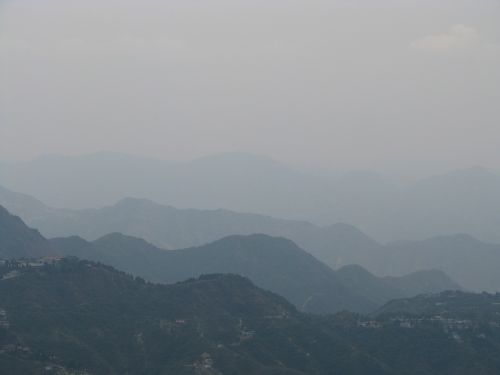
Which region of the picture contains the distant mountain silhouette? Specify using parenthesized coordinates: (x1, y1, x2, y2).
(374, 234, 500, 292)
(0, 152, 329, 222)
(3, 185, 500, 292)
(0, 184, 57, 220)
(337, 265, 461, 306)
(0, 192, 381, 268)
(3, 153, 500, 243)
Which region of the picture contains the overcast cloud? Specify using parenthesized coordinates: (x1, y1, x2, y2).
(1, 0, 499, 175)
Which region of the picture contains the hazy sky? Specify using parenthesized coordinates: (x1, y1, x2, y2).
(1, 0, 499, 173)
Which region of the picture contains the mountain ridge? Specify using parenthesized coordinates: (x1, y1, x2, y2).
(51, 230, 461, 314)
(0, 205, 54, 259)
(0, 258, 498, 375)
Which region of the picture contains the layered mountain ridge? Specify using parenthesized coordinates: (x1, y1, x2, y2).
(0, 205, 459, 314)
(1, 187, 498, 292)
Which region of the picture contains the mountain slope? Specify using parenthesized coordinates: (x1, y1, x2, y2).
(0, 258, 393, 375)
(375, 234, 500, 292)
(1, 259, 499, 375)
(337, 265, 461, 306)
(0, 205, 53, 259)
(386, 269, 463, 296)
(376, 290, 500, 318)
(0, 185, 56, 220)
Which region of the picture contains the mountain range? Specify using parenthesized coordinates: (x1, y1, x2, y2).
(0, 192, 379, 268)
(0, 205, 459, 314)
(1, 187, 499, 292)
(2, 152, 500, 243)
(0, 258, 498, 375)
(52, 232, 461, 313)
(373, 235, 500, 292)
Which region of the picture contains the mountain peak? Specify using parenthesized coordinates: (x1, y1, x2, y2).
(95, 232, 157, 248)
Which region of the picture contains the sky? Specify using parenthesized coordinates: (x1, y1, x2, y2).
(1, 0, 499, 174)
